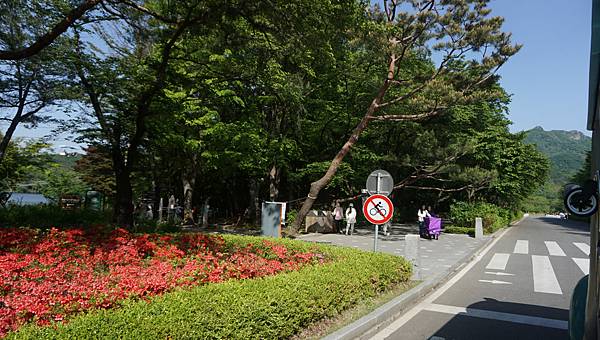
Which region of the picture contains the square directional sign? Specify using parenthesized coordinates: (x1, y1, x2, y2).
(363, 194, 394, 225)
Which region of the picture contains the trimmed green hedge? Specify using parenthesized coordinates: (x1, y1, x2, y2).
(0, 205, 109, 229)
(450, 202, 522, 234)
(8, 235, 412, 339)
(444, 226, 475, 237)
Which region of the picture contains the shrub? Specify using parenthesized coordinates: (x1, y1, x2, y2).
(0, 205, 109, 229)
(444, 226, 475, 237)
(8, 236, 411, 339)
(450, 202, 513, 234)
(0, 229, 323, 336)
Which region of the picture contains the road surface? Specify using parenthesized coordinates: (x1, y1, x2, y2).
(370, 216, 590, 340)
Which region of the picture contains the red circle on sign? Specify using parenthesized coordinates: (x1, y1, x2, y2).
(363, 194, 394, 225)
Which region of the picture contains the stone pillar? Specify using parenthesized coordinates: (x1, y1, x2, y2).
(475, 217, 483, 239)
(158, 197, 163, 222)
(405, 234, 420, 280)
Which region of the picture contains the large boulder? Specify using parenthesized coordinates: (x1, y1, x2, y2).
(305, 210, 335, 233)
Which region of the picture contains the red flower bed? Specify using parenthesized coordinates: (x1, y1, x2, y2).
(0, 227, 323, 336)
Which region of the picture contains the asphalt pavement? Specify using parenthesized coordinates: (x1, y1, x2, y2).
(369, 216, 590, 340)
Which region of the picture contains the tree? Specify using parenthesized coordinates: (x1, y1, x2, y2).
(30, 167, 88, 201)
(572, 151, 592, 185)
(292, 0, 520, 231)
(0, 134, 49, 192)
(71, 0, 271, 226)
(74, 146, 116, 197)
(0, 0, 73, 165)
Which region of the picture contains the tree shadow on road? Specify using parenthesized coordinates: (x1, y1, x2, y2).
(427, 297, 568, 340)
(536, 216, 589, 234)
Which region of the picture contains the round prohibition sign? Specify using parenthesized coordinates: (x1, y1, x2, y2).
(363, 194, 394, 225)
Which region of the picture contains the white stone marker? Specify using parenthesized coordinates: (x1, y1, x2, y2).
(475, 217, 483, 239)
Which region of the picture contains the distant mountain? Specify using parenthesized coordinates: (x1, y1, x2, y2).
(523, 126, 591, 184)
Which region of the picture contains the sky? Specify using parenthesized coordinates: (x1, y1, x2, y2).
(488, 0, 592, 134)
(1, 0, 595, 152)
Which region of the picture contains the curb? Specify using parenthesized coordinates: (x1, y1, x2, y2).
(322, 217, 523, 340)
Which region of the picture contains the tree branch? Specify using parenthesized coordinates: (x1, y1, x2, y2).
(403, 184, 475, 193)
(0, 0, 103, 60)
(370, 107, 443, 122)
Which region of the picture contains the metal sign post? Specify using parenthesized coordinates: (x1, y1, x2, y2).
(365, 170, 394, 252)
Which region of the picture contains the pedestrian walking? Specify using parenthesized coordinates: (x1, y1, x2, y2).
(345, 203, 357, 235)
(418, 205, 431, 237)
(333, 201, 344, 234)
(382, 221, 391, 236)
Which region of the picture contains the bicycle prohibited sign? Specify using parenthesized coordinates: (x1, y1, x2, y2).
(363, 194, 394, 225)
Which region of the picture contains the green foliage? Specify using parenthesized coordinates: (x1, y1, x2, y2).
(521, 182, 563, 213)
(0, 205, 109, 229)
(286, 209, 298, 226)
(444, 226, 474, 237)
(472, 128, 550, 208)
(74, 147, 115, 197)
(0, 138, 50, 191)
(9, 235, 411, 339)
(572, 151, 592, 185)
(0, 0, 545, 227)
(450, 202, 513, 234)
(30, 167, 88, 201)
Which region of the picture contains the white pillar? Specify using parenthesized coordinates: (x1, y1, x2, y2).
(475, 217, 483, 239)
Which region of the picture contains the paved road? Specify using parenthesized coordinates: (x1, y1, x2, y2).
(298, 224, 489, 280)
(370, 216, 590, 340)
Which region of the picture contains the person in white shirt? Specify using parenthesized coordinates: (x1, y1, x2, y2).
(418, 205, 431, 236)
(345, 203, 357, 235)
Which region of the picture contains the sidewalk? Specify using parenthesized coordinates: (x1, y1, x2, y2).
(297, 223, 490, 280)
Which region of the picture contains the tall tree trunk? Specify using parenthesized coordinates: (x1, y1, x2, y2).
(152, 178, 160, 220)
(249, 179, 260, 226)
(202, 196, 210, 228)
(182, 171, 196, 224)
(114, 166, 134, 227)
(291, 77, 394, 232)
(269, 164, 280, 201)
(0, 116, 21, 166)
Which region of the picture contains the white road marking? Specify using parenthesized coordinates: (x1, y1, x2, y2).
(574, 242, 590, 256)
(370, 228, 511, 340)
(423, 303, 568, 330)
(478, 279, 512, 285)
(484, 271, 515, 276)
(513, 240, 529, 254)
(544, 241, 566, 256)
(428, 337, 445, 340)
(486, 253, 510, 270)
(573, 258, 590, 275)
(532, 255, 562, 294)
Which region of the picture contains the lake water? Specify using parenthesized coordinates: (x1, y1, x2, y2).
(6, 193, 50, 205)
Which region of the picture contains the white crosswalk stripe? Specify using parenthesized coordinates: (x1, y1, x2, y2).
(513, 240, 529, 254)
(573, 258, 589, 275)
(479, 241, 593, 296)
(574, 242, 590, 256)
(544, 241, 566, 256)
(486, 253, 510, 271)
(531, 255, 562, 294)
